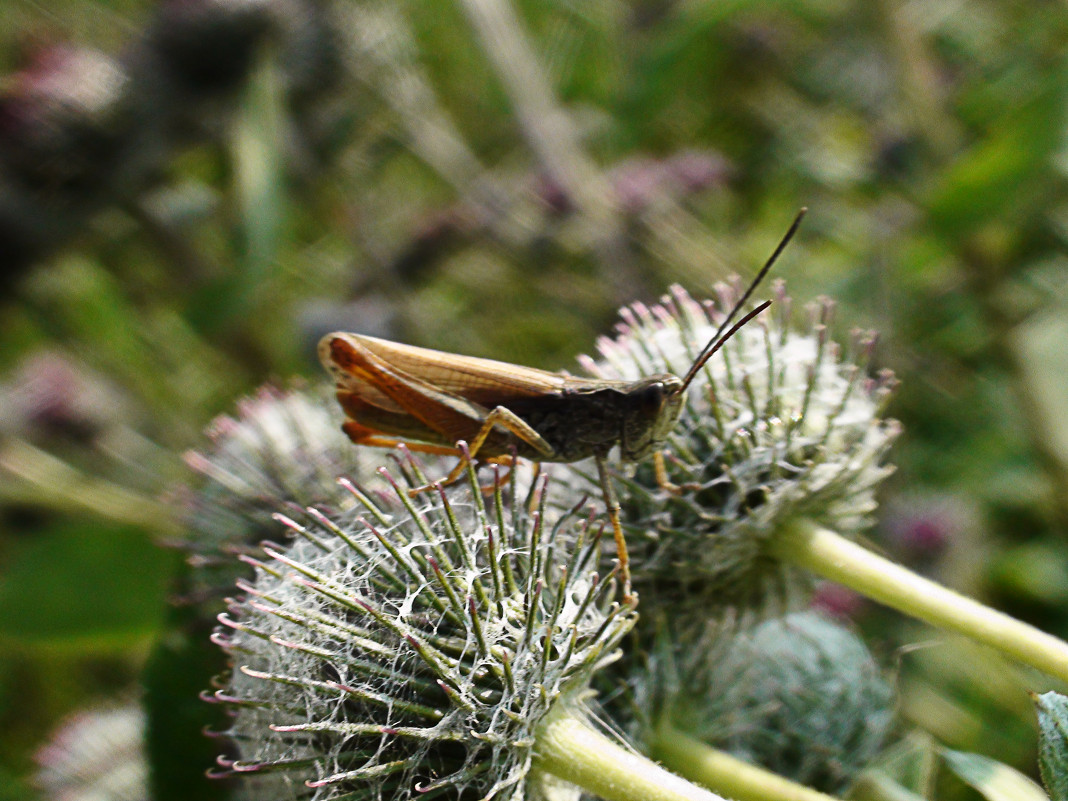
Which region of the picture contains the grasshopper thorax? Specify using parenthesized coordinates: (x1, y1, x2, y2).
(619, 374, 685, 462)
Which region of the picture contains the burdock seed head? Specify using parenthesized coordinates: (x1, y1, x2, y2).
(34, 703, 147, 801)
(577, 283, 899, 617)
(673, 610, 895, 795)
(208, 455, 635, 800)
(176, 383, 369, 601)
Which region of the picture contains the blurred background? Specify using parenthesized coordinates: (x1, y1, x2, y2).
(2, 0, 1068, 798)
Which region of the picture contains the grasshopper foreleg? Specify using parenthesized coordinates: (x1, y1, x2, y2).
(654, 450, 684, 494)
(595, 454, 633, 603)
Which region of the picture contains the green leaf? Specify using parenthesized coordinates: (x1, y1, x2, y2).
(925, 80, 1066, 236)
(144, 592, 234, 801)
(0, 767, 32, 801)
(1013, 305, 1068, 474)
(1035, 691, 1068, 801)
(942, 748, 1049, 801)
(0, 521, 178, 651)
(205, 48, 286, 330)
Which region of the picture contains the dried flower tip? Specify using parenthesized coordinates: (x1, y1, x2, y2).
(0, 45, 131, 188)
(35, 703, 147, 801)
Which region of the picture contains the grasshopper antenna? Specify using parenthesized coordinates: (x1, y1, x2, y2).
(679, 207, 807, 391)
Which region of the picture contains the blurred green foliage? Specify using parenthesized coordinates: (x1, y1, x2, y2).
(3, 0, 1068, 797)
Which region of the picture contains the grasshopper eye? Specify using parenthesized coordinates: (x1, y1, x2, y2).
(636, 381, 668, 414)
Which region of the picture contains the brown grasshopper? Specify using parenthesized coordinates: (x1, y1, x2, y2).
(320, 211, 805, 599)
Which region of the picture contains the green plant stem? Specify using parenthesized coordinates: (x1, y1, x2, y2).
(457, 0, 611, 216)
(534, 710, 726, 801)
(772, 518, 1068, 686)
(0, 438, 181, 534)
(346, 3, 488, 195)
(651, 723, 840, 801)
(456, 0, 642, 303)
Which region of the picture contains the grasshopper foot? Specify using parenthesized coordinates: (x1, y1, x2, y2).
(654, 450, 685, 495)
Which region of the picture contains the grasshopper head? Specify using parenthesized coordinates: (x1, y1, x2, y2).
(619, 374, 685, 462)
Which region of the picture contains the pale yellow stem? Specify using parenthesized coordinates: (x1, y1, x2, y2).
(771, 518, 1068, 686)
(535, 711, 726, 801)
(652, 723, 842, 801)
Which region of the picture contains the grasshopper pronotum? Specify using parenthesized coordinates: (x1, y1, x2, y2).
(320, 212, 805, 599)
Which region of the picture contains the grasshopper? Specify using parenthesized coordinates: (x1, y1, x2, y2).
(320, 211, 805, 599)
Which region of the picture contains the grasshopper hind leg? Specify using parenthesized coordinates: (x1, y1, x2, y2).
(409, 406, 554, 496)
(342, 421, 461, 456)
(412, 452, 516, 496)
(654, 450, 685, 494)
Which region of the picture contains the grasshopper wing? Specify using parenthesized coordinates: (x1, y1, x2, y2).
(323, 333, 569, 406)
